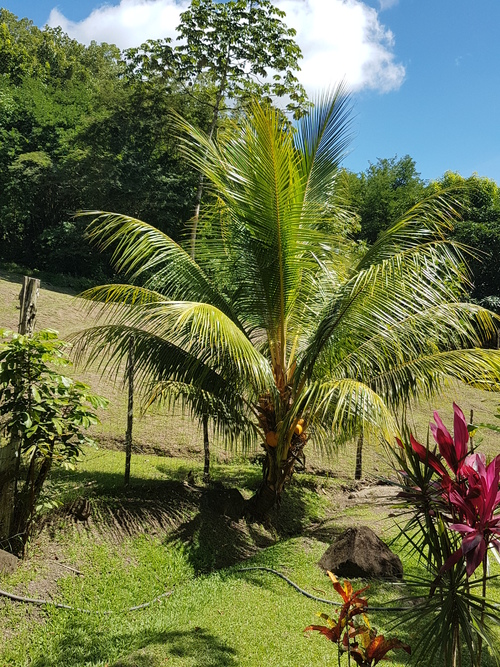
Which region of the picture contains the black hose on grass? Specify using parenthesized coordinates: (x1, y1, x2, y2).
(0, 566, 448, 615)
(0, 587, 173, 614)
(234, 566, 415, 613)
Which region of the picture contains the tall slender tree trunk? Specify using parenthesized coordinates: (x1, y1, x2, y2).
(124, 335, 135, 487)
(190, 78, 226, 259)
(190, 85, 226, 483)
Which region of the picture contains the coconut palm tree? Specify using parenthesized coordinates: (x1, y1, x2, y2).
(76, 86, 500, 517)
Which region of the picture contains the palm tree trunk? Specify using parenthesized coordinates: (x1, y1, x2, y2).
(246, 433, 306, 519)
(246, 476, 278, 519)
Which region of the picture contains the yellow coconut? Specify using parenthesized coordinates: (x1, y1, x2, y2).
(294, 424, 303, 436)
(266, 431, 278, 448)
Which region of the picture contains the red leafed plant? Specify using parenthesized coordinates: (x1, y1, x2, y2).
(404, 403, 500, 576)
(394, 403, 500, 667)
(304, 572, 410, 667)
(347, 631, 412, 667)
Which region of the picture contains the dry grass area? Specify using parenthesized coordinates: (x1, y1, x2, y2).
(0, 269, 216, 459)
(1, 269, 499, 478)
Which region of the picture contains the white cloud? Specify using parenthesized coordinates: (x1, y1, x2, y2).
(277, 0, 405, 92)
(378, 0, 399, 10)
(48, 0, 189, 48)
(48, 0, 405, 94)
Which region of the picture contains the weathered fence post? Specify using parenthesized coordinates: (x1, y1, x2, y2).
(124, 335, 135, 487)
(18, 276, 40, 335)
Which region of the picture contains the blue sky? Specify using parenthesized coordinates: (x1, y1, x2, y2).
(7, 0, 500, 184)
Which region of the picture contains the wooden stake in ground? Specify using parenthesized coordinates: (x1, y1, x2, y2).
(469, 408, 474, 454)
(355, 433, 363, 480)
(124, 335, 135, 487)
(18, 276, 40, 335)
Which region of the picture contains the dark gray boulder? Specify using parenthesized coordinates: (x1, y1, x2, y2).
(0, 548, 18, 575)
(318, 526, 403, 580)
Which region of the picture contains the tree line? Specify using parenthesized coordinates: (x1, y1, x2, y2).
(1, 5, 500, 303)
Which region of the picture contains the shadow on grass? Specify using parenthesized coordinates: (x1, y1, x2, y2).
(166, 481, 326, 574)
(304, 517, 343, 544)
(30, 621, 238, 667)
(46, 467, 332, 573)
(165, 482, 271, 573)
(45, 470, 202, 542)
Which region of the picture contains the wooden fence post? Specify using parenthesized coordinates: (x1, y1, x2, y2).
(203, 414, 210, 483)
(469, 408, 474, 454)
(354, 433, 363, 480)
(18, 276, 40, 335)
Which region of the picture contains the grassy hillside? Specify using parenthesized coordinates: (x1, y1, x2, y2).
(1, 268, 498, 475)
(0, 269, 221, 460)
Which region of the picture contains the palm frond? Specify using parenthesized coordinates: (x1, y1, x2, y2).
(294, 377, 397, 443)
(71, 325, 235, 401)
(145, 381, 257, 450)
(294, 83, 353, 205)
(74, 294, 273, 393)
(81, 211, 239, 323)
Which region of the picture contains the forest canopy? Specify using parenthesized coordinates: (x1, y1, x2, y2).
(1, 8, 500, 302)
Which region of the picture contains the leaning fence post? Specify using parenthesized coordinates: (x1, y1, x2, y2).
(18, 276, 40, 335)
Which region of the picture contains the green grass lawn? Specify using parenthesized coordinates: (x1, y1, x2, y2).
(0, 447, 499, 667)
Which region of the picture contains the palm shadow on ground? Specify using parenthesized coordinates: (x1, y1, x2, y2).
(47, 467, 328, 574)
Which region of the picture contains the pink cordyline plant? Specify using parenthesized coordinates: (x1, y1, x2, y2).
(407, 402, 500, 576)
(448, 452, 500, 575)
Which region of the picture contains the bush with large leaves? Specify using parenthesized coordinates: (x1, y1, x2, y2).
(76, 87, 500, 516)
